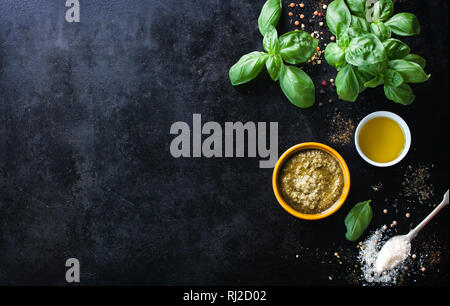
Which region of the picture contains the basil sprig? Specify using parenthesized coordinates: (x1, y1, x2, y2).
(344, 200, 373, 242)
(229, 0, 318, 108)
(324, 0, 430, 105)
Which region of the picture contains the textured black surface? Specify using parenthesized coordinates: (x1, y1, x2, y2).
(0, 0, 448, 285)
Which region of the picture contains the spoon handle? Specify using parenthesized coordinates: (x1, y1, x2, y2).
(407, 190, 449, 240)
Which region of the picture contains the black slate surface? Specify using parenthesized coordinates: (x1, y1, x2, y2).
(0, 0, 448, 285)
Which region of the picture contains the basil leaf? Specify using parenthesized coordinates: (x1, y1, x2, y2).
(347, 0, 367, 18)
(279, 65, 315, 108)
(345, 33, 387, 66)
(383, 39, 410, 59)
(335, 64, 360, 102)
(345, 200, 373, 241)
(372, 0, 394, 23)
(351, 15, 371, 32)
(358, 60, 388, 76)
(263, 26, 280, 53)
(278, 30, 318, 64)
(266, 54, 283, 81)
(325, 42, 346, 68)
(403, 53, 426, 69)
(370, 22, 391, 41)
(385, 13, 420, 36)
(387, 59, 430, 83)
(384, 83, 415, 105)
(337, 31, 351, 49)
(229, 52, 269, 86)
(383, 69, 404, 87)
(258, 0, 282, 36)
(364, 74, 383, 88)
(355, 68, 373, 93)
(326, 0, 351, 37)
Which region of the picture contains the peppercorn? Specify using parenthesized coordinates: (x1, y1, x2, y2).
(309, 19, 314, 24)
(321, 80, 327, 86)
(300, 3, 305, 8)
(290, 3, 295, 8)
(316, 46, 320, 51)
(300, 14, 305, 19)
(294, 20, 299, 26)
(320, 89, 326, 95)
(318, 12, 323, 17)
(330, 36, 336, 41)
(313, 11, 319, 16)
(289, 12, 294, 16)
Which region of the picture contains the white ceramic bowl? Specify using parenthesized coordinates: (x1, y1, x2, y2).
(355, 111, 411, 167)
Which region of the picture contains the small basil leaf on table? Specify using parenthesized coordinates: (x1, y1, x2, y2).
(335, 64, 360, 102)
(263, 26, 280, 54)
(325, 43, 346, 68)
(364, 74, 384, 88)
(351, 15, 371, 32)
(347, 0, 367, 18)
(229, 52, 269, 86)
(384, 83, 415, 105)
(278, 31, 318, 65)
(403, 53, 426, 69)
(372, 0, 394, 23)
(385, 13, 420, 36)
(383, 69, 404, 87)
(266, 54, 283, 81)
(345, 200, 373, 242)
(387, 59, 430, 83)
(258, 0, 282, 36)
(370, 21, 391, 41)
(279, 65, 315, 108)
(383, 39, 410, 60)
(345, 34, 387, 66)
(327, 0, 352, 37)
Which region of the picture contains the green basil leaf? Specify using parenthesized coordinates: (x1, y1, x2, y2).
(278, 30, 318, 64)
(384, 83, 415, 105)
(370, 22, 391, 41)
(347, 0, 367, 18)
(337, 31, 351, 49)
(364, 74, 383, 88)
(385, 13, 420, 36)
(358, 60, 388, 76)
(345, 33, 387, 66)
(383, 39, 410, 59)
(372, 0, 394, 22)
(351, 15, 371, 32)
(279, 65, 315, 108)
(335, 64, 360, 102)
(229, 52, 269, 86)
(355, 68, 373, 93)
(383, 69, 404, 87)
(263, 26, 280, 53)
(266, 54, 283, 81)
(345, 200, 373, 241)
(387, 59, 430, 83)
(403, 53, 426, 69)
(325, 42, 346, 68)
(258, 0, 282, 36)
(326, 0, 351, 36)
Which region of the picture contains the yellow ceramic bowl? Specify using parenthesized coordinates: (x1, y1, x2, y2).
(272, 142, 351, 220)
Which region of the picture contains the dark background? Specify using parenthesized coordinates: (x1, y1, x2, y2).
(0, 0, 448, 286)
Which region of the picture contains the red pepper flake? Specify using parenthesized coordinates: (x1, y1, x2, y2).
(321, 80, 327, 86)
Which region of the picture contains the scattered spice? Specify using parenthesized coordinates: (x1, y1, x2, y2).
(290, 3, 296, 8)
(401, 164, 435, 205)
(328, 112, 355, 145)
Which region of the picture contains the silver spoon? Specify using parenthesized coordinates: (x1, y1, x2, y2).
(375, 190, 449, 273)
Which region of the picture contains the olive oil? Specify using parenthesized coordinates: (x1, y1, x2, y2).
(359, 117, 405, 163)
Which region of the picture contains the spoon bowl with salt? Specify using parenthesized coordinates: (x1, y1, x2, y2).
(375, 190, 449, 274)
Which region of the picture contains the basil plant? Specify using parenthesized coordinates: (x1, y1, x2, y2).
(325, 0, 430, 105)
(229, 0, 318, 108)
